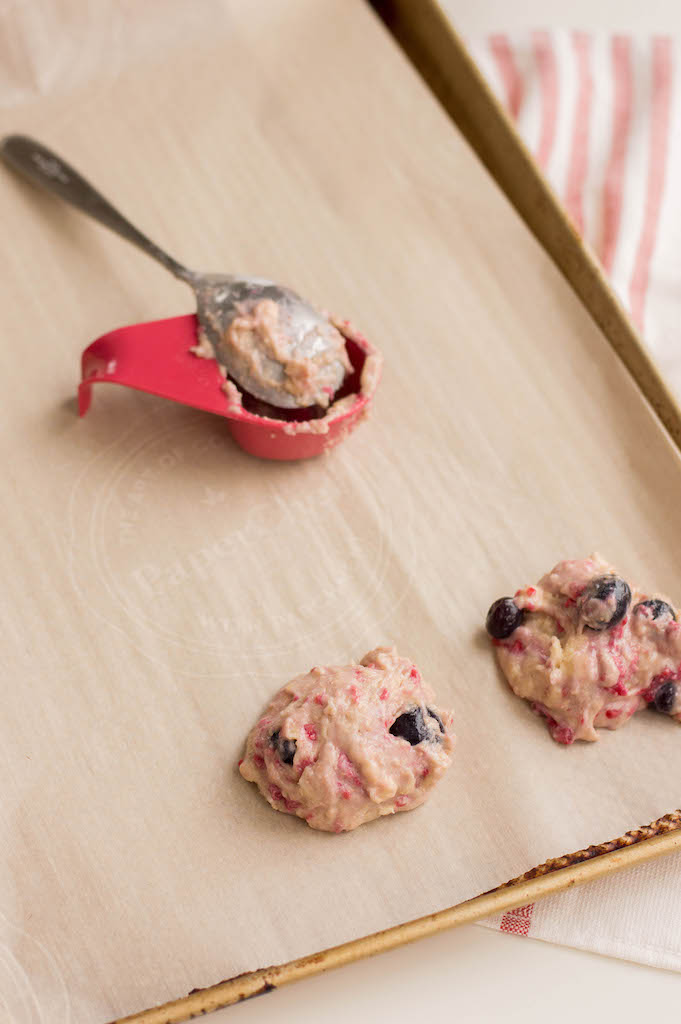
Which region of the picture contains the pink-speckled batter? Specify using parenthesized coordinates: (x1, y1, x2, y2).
(194, 297, 351, 409)
(487, 554, 681, 744)
(239, 647, 454, 833)
(227, 299, 351, 408)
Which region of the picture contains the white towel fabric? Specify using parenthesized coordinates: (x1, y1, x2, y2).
(482, 854, 681, 971)
(470, 31, 681, 969)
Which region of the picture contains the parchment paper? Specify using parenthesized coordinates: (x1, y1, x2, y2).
(2, 1, 681, 1020)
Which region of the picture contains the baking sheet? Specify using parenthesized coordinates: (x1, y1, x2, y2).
(3, 1, 681, 1020)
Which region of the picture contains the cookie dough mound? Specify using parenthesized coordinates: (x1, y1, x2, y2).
(239, 646, 454, 833)
(486, 554, 681, 744)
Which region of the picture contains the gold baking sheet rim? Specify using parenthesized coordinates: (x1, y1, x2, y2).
(109, 4, 681, 1020)
(112, 813, 681, 1023)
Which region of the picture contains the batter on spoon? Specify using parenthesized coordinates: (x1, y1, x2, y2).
(485, 554, 681, 744)
(239, 646, 454, 833)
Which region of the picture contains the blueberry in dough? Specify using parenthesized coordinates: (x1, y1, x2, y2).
(651, 681, 677, 714)
(486, 597, 524, 639)
(579, 575, 631, 630)
(270, 730, 296, 765)
(390, 707, 429, 745)
(634, 598, 676, 622)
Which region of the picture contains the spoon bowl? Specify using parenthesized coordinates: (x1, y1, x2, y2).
(192, 273, 349, 409)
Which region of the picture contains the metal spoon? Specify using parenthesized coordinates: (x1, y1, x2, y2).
(0, 134, 348, 410)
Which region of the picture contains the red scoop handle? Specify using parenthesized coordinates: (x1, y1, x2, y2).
(79, 314, 227, 417)
(79, 314, 378, 461)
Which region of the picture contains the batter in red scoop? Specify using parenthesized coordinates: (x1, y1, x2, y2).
(486, 554, 681, 744)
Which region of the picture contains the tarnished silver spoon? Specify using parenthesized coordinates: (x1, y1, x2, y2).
(0, 134, 349, 410)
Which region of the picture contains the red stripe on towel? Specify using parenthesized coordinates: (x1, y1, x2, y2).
(564, 32, 593, 234)
(629, 37, 673, 329)
(532, 31, 559, 170)
(600, 36, 634, 272)
(490, 34, 525, 118)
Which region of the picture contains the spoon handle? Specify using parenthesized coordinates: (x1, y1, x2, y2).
(1, 134, 195, 284)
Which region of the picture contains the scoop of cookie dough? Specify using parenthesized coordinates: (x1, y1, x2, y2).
(486, 554, 681, 744)
(239, 646, 454, 833)
(196, 294, 352, 409)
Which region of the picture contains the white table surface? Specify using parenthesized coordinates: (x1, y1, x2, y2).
(446, 0, 681, 34)
(205, 923, 678, 1023)
(206, 2, 681, 1020)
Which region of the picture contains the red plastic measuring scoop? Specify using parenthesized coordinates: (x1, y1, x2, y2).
(79, 314, 381, 461)
(0, 135, 382, 459)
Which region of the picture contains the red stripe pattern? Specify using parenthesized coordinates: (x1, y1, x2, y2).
(477, 31, 674, 346)
(564, 32, 593, 235)
(599, 36, 634, 273)
(532, 31, 558, 169)
(490, 33, 524, 118)
(499, 903, 534, 937)
(629, 37, 673, 330)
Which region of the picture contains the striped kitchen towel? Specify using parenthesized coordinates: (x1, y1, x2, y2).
(471, 31, 681, 392)
(470, 31, 681, 969)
